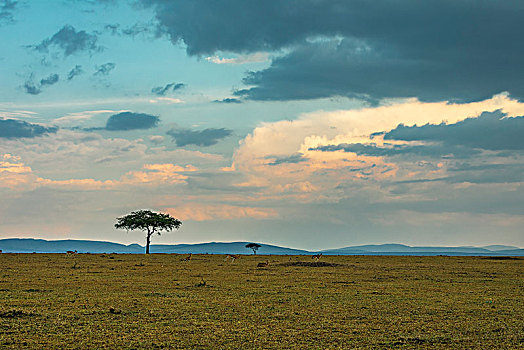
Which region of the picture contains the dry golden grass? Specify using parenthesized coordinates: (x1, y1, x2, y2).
(0, 254, 522, 349)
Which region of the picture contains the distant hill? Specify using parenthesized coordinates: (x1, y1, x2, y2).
(0, 239, 308, 255)
(322, 243, 524, 256)
(0, 239, 522, 256)
(481, 245, 520, 251)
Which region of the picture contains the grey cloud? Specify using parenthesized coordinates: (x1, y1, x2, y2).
(23, 81, 41, 95)
(105, 112, 159, 131)
(40, 73, 59, 86)
(312, 143, 480, 159)
(0, 0, 17, 25)
(236, 38, 522, 102)
(33, 25, 101, 57)
(105, 22, 157, 38)
(393, 163, 524, 185)
(94, 62, 115, 76)
(67, 65, 83, 80)
(0, 119, 58, 138)
(167, 128, 232, 147)
(356, 185, 524, 216)
(151, 82, 185, 96)
(385, 110, 524, 151)
(104, 24, 119, 35)
(142, 0, 524, 102)
(122, 22, 154, 37)
(267, 153, 309, 166)
(213, 98, 242, 104)
(23, 73, 60, 95)
(313, 110, 524, 158)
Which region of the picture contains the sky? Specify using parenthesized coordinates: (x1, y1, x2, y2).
(0, 0, 523, 250)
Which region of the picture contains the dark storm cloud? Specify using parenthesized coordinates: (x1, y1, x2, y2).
(267, 153, 309, 166)
(213, 98, 242, 104)
(94, 62, 115, 76)
(67, 65, 83, 80)
(39, 74, 59, 86)
(151, 82, 185, 96)
(0, 119, 58, 138)
(385, 111, 524, 151)
(0, 0, 17, 25)
(167, 128, 232, 147)
(236, 38, 523, 102)
(142, 0, 524, 102)
(33, 25, 101, 57)
(105, 112, 159, 131)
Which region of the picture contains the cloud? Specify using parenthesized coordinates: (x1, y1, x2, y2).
(33, 25, 101, 57)
(312, 143, 481, 159)
(0, 129, 222, 182)
(105, 21, 158, 38)
(236, 38, 523, 102)
(142, 0, 524, 102)
(105, 112, 159, 131)
(120, 163, 197, 186)
(213, 98, 242, 104)
(148, 97, 183, 104)
(167, 128, 232, 147)
(23, 73, 59, 95)
(226, 94, 524, 200)
(23, 81, 41, 95)
(39, 74, 59, 86)
(0, 0, 17, 25)
(165, 204, 277, 221)
(0, 119, 58, 138)
(121, 22, 156, 38)
(384, 110, 524, 151)
(267, 153, 309, 166)
(149, 135, 164, 144)
(53, 110, 122, 125)
(67, 65, 83, 80)
(104, 24, 119, 35)
(0, 157, 197, 191)
(205, 52, 269, 65)
(151, 82, 185, 96)
(94, 62, 115, 76)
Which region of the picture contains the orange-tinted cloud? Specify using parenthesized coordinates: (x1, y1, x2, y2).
(165, 204, 278, 221)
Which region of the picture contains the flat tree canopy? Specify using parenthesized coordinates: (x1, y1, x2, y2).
(245, 243, 261, 255)
(115, 210, 181, 254)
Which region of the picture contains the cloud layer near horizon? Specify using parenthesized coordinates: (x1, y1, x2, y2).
(2, 95, 524, 247)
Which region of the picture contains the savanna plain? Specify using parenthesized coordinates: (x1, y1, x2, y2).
(0, 254, 522, 349)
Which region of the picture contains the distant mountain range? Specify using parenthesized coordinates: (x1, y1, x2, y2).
(0, 238, 522, 256)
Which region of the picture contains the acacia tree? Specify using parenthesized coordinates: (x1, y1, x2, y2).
(245, 243, 261, 255)
(115, 210, 182, 254)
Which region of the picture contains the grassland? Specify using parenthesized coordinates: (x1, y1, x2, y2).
(0, 254, 522, 349)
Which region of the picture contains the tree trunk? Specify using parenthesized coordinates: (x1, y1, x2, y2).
(145, 233, 151, 254)
(253, 249, 256, 255)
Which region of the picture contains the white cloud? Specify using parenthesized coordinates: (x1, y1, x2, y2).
(53, 110, 124, 125)
(148, 97, 184, 104)
(206, 52, 270, 65)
